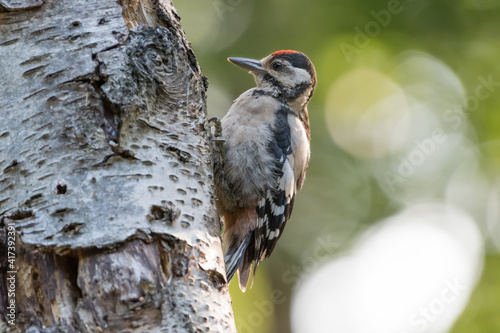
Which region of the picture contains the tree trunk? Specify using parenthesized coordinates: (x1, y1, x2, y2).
(0, 0, 236, 331)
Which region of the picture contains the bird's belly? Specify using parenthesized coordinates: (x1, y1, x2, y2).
(223, 138, 274, 206)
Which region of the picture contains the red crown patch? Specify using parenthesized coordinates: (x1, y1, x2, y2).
(272, 50, 300, 56)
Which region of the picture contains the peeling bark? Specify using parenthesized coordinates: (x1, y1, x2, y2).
(0, 0, 236, 331)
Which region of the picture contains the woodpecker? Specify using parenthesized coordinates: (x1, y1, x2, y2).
(213, 50, 316, 291)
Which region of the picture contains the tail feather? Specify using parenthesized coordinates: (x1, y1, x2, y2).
(237, 262, 252, 292)
(224, 233, 251, 283)
(237, 242, 260, 292)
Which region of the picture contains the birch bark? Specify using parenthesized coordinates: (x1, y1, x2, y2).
(0, 0, 236, 331)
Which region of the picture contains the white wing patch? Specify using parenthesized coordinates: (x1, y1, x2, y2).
(280, 159, 296, 199)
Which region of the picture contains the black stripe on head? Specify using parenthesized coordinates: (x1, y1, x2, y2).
(262, 73, 312, 102)
(271, 50, 315, 75)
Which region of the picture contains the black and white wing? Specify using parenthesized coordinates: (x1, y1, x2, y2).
(235, 106, 310, 290)
(255, 108, 297, 261)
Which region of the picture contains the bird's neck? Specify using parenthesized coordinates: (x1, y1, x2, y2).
(251, 86, 311, 141)
(255, 83, 312, 113)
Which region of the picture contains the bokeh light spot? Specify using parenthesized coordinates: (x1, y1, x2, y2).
(325, 67, 410, 159)
(291, 203, 483, 333)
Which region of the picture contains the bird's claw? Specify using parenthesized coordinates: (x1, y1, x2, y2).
(209, 117, 225, 147)
(209, 117, 223, 135)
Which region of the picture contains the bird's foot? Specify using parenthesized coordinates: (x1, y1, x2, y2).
(209, 117, 225, 147)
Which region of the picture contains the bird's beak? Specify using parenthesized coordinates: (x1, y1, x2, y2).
(228, 57, 265, 74)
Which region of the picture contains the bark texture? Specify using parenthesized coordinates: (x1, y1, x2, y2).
(0, 0, 236, 331)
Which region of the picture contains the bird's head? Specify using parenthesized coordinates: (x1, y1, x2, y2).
(228, 50, 317, 108)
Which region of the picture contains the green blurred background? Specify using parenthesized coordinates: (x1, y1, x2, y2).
(175, 0, 500, 332)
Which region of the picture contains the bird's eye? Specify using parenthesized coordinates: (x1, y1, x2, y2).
(272, 61, 283, 70)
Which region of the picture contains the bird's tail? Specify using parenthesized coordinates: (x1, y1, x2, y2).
(223, 209, 261, 291)
(224, 233, 251, 284)
(237, 239, 261, 292)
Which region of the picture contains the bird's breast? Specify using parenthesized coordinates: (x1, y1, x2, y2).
(220, 91, 281, 205)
